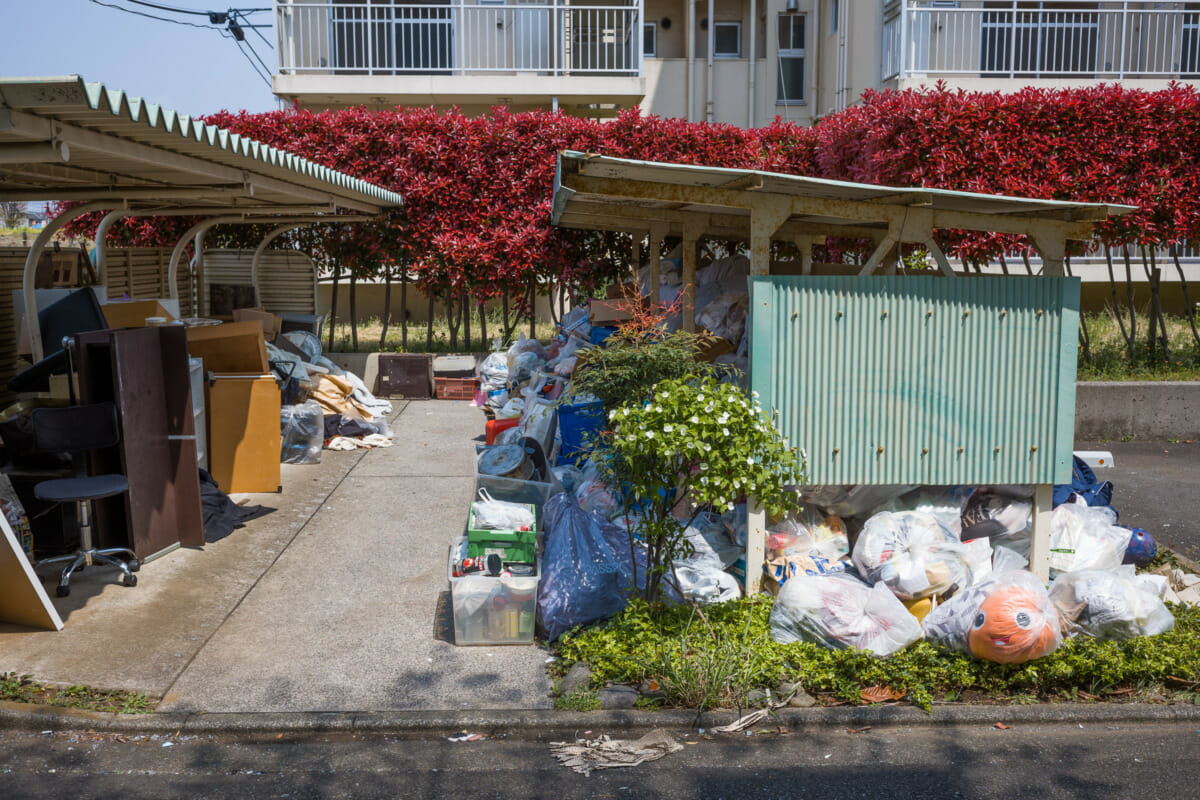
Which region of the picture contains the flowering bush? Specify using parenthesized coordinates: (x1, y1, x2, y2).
(597, 376, 806, 605)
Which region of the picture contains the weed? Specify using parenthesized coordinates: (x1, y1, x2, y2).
(1009, 692, 1040, 705)
(0, 673, 154, 714)
(554, 689, 600, 712)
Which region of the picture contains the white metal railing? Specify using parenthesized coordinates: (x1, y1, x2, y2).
(277, 1, 642, 77)
(885, 1, 1200, 80)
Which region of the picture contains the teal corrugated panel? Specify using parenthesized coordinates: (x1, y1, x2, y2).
(749, 276, 1080, 486)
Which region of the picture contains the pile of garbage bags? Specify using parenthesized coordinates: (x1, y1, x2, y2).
(767, 477, 1181, 664)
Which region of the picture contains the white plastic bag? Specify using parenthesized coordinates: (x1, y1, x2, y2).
(769, 573, 923, 657)
(852, 511, 982, 600)
(672, 561, 741, 605)
(1048, 502, 1130, 576)
(1050, 566, 1174, 640)
(478, 352, 509, 386)
(473, 489, 536, 531)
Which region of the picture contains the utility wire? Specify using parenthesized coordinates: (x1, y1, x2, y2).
(118, 0, 272, 15)
(234, 38, 272, 87)
(86, 0, 214, 30)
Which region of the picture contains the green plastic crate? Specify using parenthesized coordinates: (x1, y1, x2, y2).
(466, 502, 537, 564)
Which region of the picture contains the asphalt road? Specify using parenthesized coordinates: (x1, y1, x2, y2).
(1076, 439, 1200, 566)
(0, 721, 1197, 799)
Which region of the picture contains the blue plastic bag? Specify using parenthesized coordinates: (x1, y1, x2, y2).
(537, 492, 632, 641)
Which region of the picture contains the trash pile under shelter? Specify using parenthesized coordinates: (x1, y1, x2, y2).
(435, 150, 1200, 663)
(0, 76, 403, 631)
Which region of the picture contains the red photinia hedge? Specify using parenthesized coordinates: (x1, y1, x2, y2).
(61, 83, 1200, 290)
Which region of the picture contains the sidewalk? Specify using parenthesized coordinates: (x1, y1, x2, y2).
(0, 400, 554, 712)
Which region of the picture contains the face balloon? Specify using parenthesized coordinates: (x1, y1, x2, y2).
(967, 585, 1060, 664)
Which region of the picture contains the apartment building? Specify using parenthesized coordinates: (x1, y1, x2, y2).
(273, 1, 1200, 125)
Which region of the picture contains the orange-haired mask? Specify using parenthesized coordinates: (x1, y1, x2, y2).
(967, 585, 1060, 664)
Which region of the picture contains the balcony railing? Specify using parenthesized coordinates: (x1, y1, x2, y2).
(277, 1, 642, 77)
(883, 1, 1200, 81)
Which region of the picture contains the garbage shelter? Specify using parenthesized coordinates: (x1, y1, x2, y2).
(0, 76, 403, 631)
(550, 150, 1134, 589)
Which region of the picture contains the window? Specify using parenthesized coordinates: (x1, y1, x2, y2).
(714, 21, 741, 58)
(831, 0, 838, 33)
(777, 14, 806, 104)
(644, 22, 657, 57)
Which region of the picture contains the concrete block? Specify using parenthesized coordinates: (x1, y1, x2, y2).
(1075, 382, 1200, 440)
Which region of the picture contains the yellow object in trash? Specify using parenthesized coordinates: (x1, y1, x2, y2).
(903, 596, 936, 622)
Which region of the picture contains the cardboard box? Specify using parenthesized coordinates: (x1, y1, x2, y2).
(589, 299, 634, 325)
(605, 282, 637, 299)
(101, 299, 176, 329)
(697, 334, 735, 363)
(185, 321, 269, 374)
(232, 308, 281, 338)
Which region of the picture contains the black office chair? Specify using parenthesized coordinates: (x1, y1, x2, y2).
(31, 402, 139, 597)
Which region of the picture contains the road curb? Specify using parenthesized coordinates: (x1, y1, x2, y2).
(3, 700, 1199, 737)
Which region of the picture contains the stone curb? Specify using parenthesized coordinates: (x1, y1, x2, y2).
(3, 700, 1198, 737)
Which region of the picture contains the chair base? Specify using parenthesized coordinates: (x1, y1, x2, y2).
(36, 548, 140, 597)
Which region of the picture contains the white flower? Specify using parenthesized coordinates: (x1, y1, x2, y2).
(608, 409, 617, 420)
(700, 462, 709, 471)
(663, 424, 673, 433)
(703, 443, 712, 452)
(722, 427, 729, 436)
(705, 405, 713, 413)
(645, 431, 655, 439)
(751, 391, 760, 399)
(677, 426, 686, 435)
(654, 405, 663, 413)
(746, 457, 754, 466)
(700, 476, 709, 485)
(690, 415, 700, 424)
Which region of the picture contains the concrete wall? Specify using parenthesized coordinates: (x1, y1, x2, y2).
(1075, 382, 1200, 440)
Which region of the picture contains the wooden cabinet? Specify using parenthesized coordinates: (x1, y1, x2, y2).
(75, 326, 205, 559)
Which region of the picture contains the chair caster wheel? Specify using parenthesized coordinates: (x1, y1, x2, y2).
(128, 559, 140, 573)
(56, 585, 70, 598)
(123, 573, 137, 587)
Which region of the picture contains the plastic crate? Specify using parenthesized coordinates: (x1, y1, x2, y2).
(449, 537, 539, 646)
(474, 444, 555, 515)
(466, 502, 538, 563)
(436, 376, 479, 400)
(556, 399, 605, 465)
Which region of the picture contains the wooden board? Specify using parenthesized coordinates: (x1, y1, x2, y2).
(185, 321, 269, 374)
(206, 375, 281, 494)
(0, 513, 63, 631)
(157, 327, 205, 548)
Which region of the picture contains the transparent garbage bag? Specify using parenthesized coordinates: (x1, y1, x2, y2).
(1049, 566, 1174, 640)
(280, 400, 323, 465)
(768, 573, 923, 657)
(1049, 502, 1130, 577)
(921, 553, 1061, 663)
(672, 559, 741, 605)
(852, 511, 982, 601)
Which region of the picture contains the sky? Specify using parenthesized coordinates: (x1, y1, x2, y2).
(0, 0, 282, 117)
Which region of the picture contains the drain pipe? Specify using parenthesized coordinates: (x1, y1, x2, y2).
(706, 0, 715, 122)
(747, 0, 756, 127)
(687, 0, 695, 121)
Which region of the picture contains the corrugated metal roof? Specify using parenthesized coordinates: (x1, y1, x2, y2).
(0, 76, 403, 211)
(552, 150, 1133, 237)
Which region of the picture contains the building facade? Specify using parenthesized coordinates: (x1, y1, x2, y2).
(273, 1, 1200, 124)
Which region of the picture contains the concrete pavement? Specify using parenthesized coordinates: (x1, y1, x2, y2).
(0, 399, 553, 712)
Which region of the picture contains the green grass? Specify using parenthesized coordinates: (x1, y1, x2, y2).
(553, 688, 601, 711)
(552, 595, 1200, 712)
(1, 672, 154, 714)
(326, 314, 558, 354)
(1077, 311, 1200, 381)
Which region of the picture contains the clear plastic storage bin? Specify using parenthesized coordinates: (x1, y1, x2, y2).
(448, 537, 539, 646)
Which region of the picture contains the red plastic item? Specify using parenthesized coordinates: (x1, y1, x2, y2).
(485, 416, 521, 445)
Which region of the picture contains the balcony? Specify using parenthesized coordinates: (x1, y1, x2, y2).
(883, 1, 1200, 84)
(274, 0, 645, 113)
